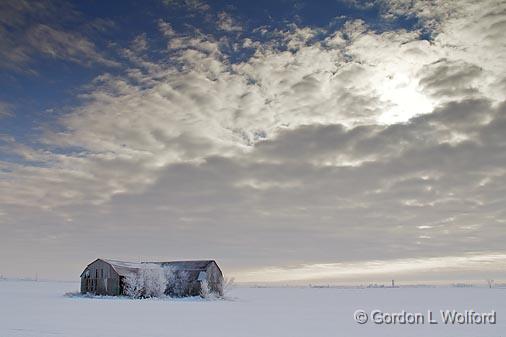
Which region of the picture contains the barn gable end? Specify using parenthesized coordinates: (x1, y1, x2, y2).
(80, 259, 121, 296)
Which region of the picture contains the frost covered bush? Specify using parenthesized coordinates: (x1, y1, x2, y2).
(164, 266, 176, 285)
(200, 280, 210, 298)
(123, 263, 226, 299)
(124, 264, 166, 298)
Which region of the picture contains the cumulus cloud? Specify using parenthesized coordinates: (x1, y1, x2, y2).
(0, 0, 505, 281)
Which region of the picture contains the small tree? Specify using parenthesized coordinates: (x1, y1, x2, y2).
(220, 277, 235, 297)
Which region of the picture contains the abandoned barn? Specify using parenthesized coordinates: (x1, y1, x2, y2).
(80, 258, 224, 297)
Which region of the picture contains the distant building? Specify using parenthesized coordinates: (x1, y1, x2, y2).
(80, 258, 224, 297)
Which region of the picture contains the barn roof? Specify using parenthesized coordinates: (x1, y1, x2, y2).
(148, 260, 223, 277)
(102, 259, 144, 277)
(148, 260, 216, 270)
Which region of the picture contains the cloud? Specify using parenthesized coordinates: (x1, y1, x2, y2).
(418, 59, 484, 100)
(0, 101, 12, 117)
(217, 12, 243, 32)
(378, 0, 459, 30)
(161, 0, 210, 12)
(25, 24, 118, 67)
(0, 0, 117, 72)
(130, 33, 148, 52)
(158, 20, 176, 38)
(2, 97, 505, 280)
(0, 0, 505, 280)
(237, 253, 506, 283)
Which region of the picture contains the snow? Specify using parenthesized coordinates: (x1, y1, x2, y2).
(102, 259, 144, 269)
(0, 280, 504, 337)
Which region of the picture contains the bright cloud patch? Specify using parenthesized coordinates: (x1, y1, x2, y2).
(237, 253, 506, 283)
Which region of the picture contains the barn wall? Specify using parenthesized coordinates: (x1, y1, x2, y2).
(206, 262, 224, 295)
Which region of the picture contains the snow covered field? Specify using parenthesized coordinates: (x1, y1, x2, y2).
(0, 280, 504, 337)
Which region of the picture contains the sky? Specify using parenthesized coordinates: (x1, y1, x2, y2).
(0, 0, 505, 284)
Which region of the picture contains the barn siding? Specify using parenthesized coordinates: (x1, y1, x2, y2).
(206, 261, 224, 295)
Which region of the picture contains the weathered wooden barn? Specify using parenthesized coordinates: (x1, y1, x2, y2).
(80, 258, 224, 297)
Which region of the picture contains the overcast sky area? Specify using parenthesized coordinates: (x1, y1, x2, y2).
(0, 0, 505, 284)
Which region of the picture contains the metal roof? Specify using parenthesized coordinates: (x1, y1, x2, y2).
(148, 260, 215, 270)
